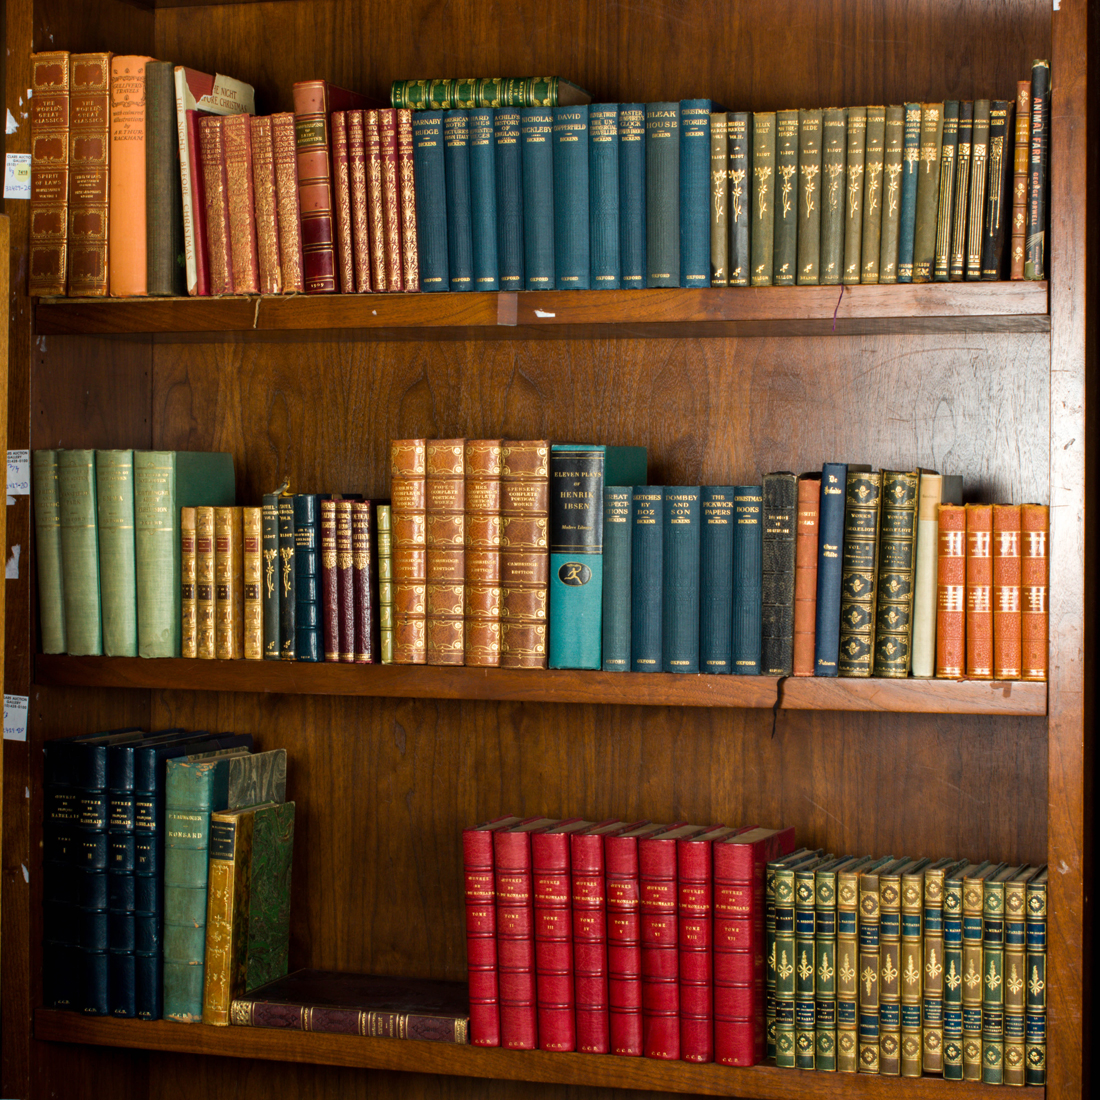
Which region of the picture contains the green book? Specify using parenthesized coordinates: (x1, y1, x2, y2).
(58, 448, 102, 655)
(1024, 866, 1047, 1086)
(820, 108, 847, 285)
(750, 112, 776, 285)
(878, 106, 905, 283)
(860, 106, 886, 283)
(912, 102, 944, 281)
(95, 450, 138, 657)
(1003, 866, 1036, 1086)
(773, 109, 799, 286)
(134, 451, 235, 658)
(709, 112, 728, 285)
(920, 858, 968, 1074)
(795, 855, 842, 1069)
(932, 101, 960, 281)
(872, 469, 920, 677)
(837, 466, 881, 677)
(879, 857, 930, 1075)
(982, 864, 1026, 1084)
(246, 800, 296, 990)
(842, 107, 866, 284)
(962, 861, 1006, 1079)
(32, 449, 66, 654)
(796, 108, 823, 284)
(949, 102, 974, 280)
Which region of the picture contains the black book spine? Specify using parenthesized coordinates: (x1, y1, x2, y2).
(761, 473, 798, 676)
(727, 112, 752, 286)
(773, 109, 799, 286)
(262, 492, 280, 659)
(1023, 60, 1050, 280)
(981, 100, 1013, 279)
(278, 495, 297, 660)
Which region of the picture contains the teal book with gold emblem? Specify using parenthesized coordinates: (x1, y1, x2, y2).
(1024, 865, 1047, 1086)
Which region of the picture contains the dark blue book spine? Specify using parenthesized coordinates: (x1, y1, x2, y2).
(443, 110, 474, 291)
(553, 104, 591, 288)
(813, 462, 848, 675)
(294, 493, 321, 662)
(700, 486, 735, 673)
(727, 113, 752, 286)
(662, 487, 701, 672)
(278, 495, 296, 659)
(494, 108, 524, 291)
(646, 102, 681, 287)
(602, 487, 633, 670)
(411, 111, 449, 292)
(521, 106, 555, 288)
(468, 108, 499, 290)
(679, 100, 712, 287)
(619, 104, 647, 288)
(630, 487, 664, 671)
(897, 103, 922, 283)
(732, 485, 763, 674)
(589, 103, 621, 288)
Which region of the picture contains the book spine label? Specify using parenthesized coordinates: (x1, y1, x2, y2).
(732, 486, 763, 675)
(95, 451, 137, 657)
(981, 100, 1012, 279)
(590, 104, 621, 288)
(772, 110, 799, 286)
(679, 100, 711, 287)
(949, 102, 973, 281)
(814, 463, 847, 675)
(1020, 504, 1048, 680)
(500, 442, 549, 669)
(553, 105, 591, 288)
(965, 504, 994, 678)
(1024, 61, 1050, 280)
(195, 506, 215, 659)
(320, 499, 339, 661)
(792, 476, 820, 676)
(293, 81, 339, 293)
(494, 108, 524, 290)
(412, 112, 449, 291)
(30, 52, 71, 296)
(250, 116, 283, 295)
(727, 112, 751, 286)
(109, 56, 152, 296)
(396, 109, 420, 291)
(261, 493, 280, 659)
(198, 117, 232, 296)
(426, 440, 466, 666)
(645, 103, 680, 287)
(214, 507, 243, 660)
(896, 103, 922, 282)
(494, 830, 538, 1049)
(699, 486, 734, 674)
(837, 470, 882, 677)
(966, 100, 991, 280)
(993, 504, 1022, 678)
(533, 832, 577, 1052)
(709, 112, 728, 286)
(33, 451, 67, 653)
(1010, 83, 1031, 280)
(67, 53, 111, 297)
(761, 473, 796, 676)
(378, 108, 404, 290)
(353, 502, 380, 663)
(521, 107, 555, 288)
(223, 113, 259, 294)
(932, 102, 959, 281)
(364, 111, 387, 291)
(842, 108, 866, 285)
(618, 104, 647, 288)
(912, 103, 944, 282)
(202, 812, 254, 1025)
(330, 111, 356, 292)
(468, 108, 500, 290)
(272, 112, 305, 293)
(58, 450, 102, 655)
(878, 106, 904, 283)
(630, 487, 664, 671)
(662, 488, 701, 673)
(243, 507, 262, 660)
(873, 470, 920, 676)
(860, 106, 886, 283)
(796, 109, 823, 285)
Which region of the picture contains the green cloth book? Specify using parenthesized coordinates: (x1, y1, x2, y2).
(58, 448, 102, 655)
(860, 106, 886, 283)
(750, 112, 776, 285)
(773, 109, 799, 286)
(878, 106, 905, 284)
(96, 450, 138, 656)
(912, 102, 944, 281)
(796, 108, 823, 285)
(820, 108, 847, 285)
(32, 449, 67, 654)
(134, 451, 235, 658)
(842, 108, 866, 285)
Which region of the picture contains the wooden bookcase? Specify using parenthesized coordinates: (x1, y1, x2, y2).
(2, 1, 1091, 1098)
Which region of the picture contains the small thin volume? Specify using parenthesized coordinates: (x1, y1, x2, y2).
(396, 109, 420, 290)
(330, 111, 355, 293)
(931, 101, 959, 282)
(243, 507, 263, 660)
(709, 112, 728, 286)
(860, 106, 885, 283)
(1024, 867, 1047, 1086)
(378, 109, 404, 291)
(935, 504, 966, 678)
(792, 474, 820, 676)
(30, 51, 71, 296)
(796, 108, 823, 285)
(376, 504, 394, 662)
(842, 107, 866, 285)
(965, 503, 993, 679)
(293, 495, 322, 662)
(980, 100, 1014, 280)
(352, 501, 380, 664)
(214, 507, 243, 660)
(813, 462, 848, 676)
(277, 494, 296, 660)
(1024, 60, 1050, 281)
(1010, 82, 1031, 281)
(109, 56, 154, 297)
(320, 499, 339, 661)
(732, 486, 763, 675)
(1020, 504, 1048, 681)
(726, 112, 752, 286)
(601, 486, 634, 671)
(334, 501, 355, 662)
(261, 492, 281, 660)
(67, 53, 112, 297)
(196, 506, 216, 659)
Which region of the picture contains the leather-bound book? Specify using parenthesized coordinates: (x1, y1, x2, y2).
(965, 100, 991, 281)
(334, 500, 354, 662)
(993, 504, 1023, 679)
(911, 472, 961, 677)
(412, 112, 449, 291)
(726, 112, 751, 286)
(814, 462, 848, 676)
(223, 113, 260, 294)
(278, 493, 297, 660)
(1010, 82, 1031, 280)
(1024, 867, 1048, 1086)
(837, 467, 881, 677)
(271, 113, 305, 293)
(761, 472, 797, 676)
(837, 856, 888, 1071)
(949, 102, 973, 280)
(750, 112, 776, 286)
(376, 503, 394, 662)
(896, 103, 922, 282)
(699, 486, 734, 674)
(942, 860, 988, 1079)
(378, 108, 404, 291)
(911, 102, 943, 282)
(798, 856, 850, 1068)
(732, 486, 763, 675)
(878, 105, 904, 283)
(471, 106, 501, 290)
(67, 53, 112, 297)
(553, 105, 592, 289)
(860, 106, 886, 283)
(1002, 866, 1038, 1085)
(820, 108, 847, 286)
(346, 110, 371, 292)
(330, 111, 355, 293)
(463, 816, 522, 1046)
(249, 116, 283, 295)
(180, 507, 198, 658)
(661, 487, 701, 673)
(363, 110, 388, 290)
(602, 487, 634, 671)
(982, 864, 1027, 1083)
(243, 507, 262, 660)
(900, 862, 931, 1076)
(396, 109, 419, 291)
(932, 101, 959, 282)
(392, 440, 428, 664)
(145, 61, 186, 296)
(796, 109, 823, 285)
(293, 495, 322, 662)
(965, 503, 994, 679)
(495, 106, 525, 291)
(1024, 60, 1050, 281)
(352, 501, 381, 663)
(962, 862, 1007, 1080)
(873, 469, 920, 677)
(196, 506, 216, 659)
(920, 858, 968, 1074)
(198, 117, 233, 296)
(320, 499, 339, 661)
(935, 503, 966, 678)
(426, 440, 466, 666)
(679, 100, 712, 287)
(772, 109, 799, 287)
(443, 110, 474, 291)
(214, 506, 243, 660)
(390, 76, 592, 111)
(792, 473, 821, 676)
(645, 103, 680, 287)
(630, 487, 664, 672)
(1020, 503, 1048, 680)
(980, 100, 1013, 279)
(32, 450, 66, 654)
(709, 112, 728, 286)
(261, 491, 280, 660)
(291, 80, 374, 293)
(109, 56, 154, 296)
(29, 51, 71, 296)
(842, 107, 866, 285)
(465, 441, 503, 668)
(856, 858, 902, 1074)
(500, 441, 550, 669)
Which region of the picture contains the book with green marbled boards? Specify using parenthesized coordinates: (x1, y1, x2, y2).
(96, 449, 138, 656)
(58, 448, 102, 654)
(32, 449, 66, 653)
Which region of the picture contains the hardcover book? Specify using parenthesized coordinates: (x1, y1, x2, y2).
(601, 487, 634, 671)
(58, 449, 102, 655)
(391, 440, 428, 664)
(699, 486, 735, 674)
(1024, 866, 1047, 1085)
(837, 466, 881, 677)
(878, 105, 905, 283)
(661, 487, 702, 673)
(872, 469, 920, 677)
(271, 112, 305, 292)
(396, 109, 420, 291)
(932, 101, 959, 282)
(773, 109, 799, 287)
(618, 104, 647, 288)
(249, 116, 283, 295)
(1024, 60, 1050, 281)
(910, 472, 962, 677)
(912, 102, 944, 282)
(494, 107, 525, 291)
(67, 53, 112, 297)
(709, 112, 728, 286)
(145, 61, 186, 296)
(469, 107, 500, 290)
(965, 503, 994, 679)
(108, 56, 154, 296)
(646, 103, 681, 287)
(896, 103, 922, 282)
(842, 107, 866, 285)
(796, 109, 823, 285)
(378, 108, 404, 291)
(553, 105, 591, 288)
(949, 102, 974, 281)
(813, 463, 848, 676)
(95, 450, 137, 657)
(1010, 82, 1031, 280)
(214, 506, 244, 660)
(242, 506, 262, 660)
(426, 440, 466, 666)
(750, 112, 776, 285)
(1020, 503, 1049, 681)
(679, 100, 712, 287)
(732, 486, 763, 675)
(860, 106, 886, 283)
(760, 473, 797, 676)
(465, 441, 504, 668)
(329, 111, 355, 293)
(630, 487, 664, 672)
(943, 860, 989, 1079)
(29, 51, 71, 297)
(792, 473, 820, 677)
(443, 110, 474, 291)
(993, 504, 1023, 679)
(820, 108, 847, 285)
(590, 103, 621, 288)
(197, 116, 232, 295)
(521, 107, 556, 289)
(411, 112, 449, 291)
(726, 112, 752, 286)
(33, 450, 67, 654)
(921, 858, 968, 1074)
(962, 862, 1007, 1080)
(981, 863, 1027, 1083)
(965, 100, 991, 281)
(981, 100, 1013, 280)
(292, 494, 322, 662)
(936, 503, 967, 678)
(195, 506, 215, 659)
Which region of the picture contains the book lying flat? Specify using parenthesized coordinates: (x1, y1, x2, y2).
(230, 970, 469, 1042)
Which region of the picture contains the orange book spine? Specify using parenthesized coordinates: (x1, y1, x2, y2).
(397, 108, 420, 291)
(223, 113, 259, 294)
(1009, 81, 1030, 281)
(215, 506, 244, 660)
(108, 55, 153, 296)
(67, 52, 112, 297)
(1020, 504, 1049, 681)
(181, 506, 198, 659)
(365, 110, 388, 291)
(965, 503, 993, 679)
(331, 111, 356, 293)
(196, 505, 216, 659)
(243, 506, 263, 660)
(199, 116, 232, 296)
(29, 51, 71, 296)
(347, 110, 372, 293)
(792, 474, 820, 676)
(271, 112, 305, 293)
(465, 440, 503, 668)
(391, 439, 428, 663)
(379, 108, 404, 291)
(992, 504, 1022, 679)
(935, 503, 966, 678)
(250, 116, 283, 295)
(427, 440, 467, 665)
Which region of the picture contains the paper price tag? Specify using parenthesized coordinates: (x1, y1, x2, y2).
(3, 153, 31, 200)
(7, 450, 30, 496)
(4, 695, 29, 741)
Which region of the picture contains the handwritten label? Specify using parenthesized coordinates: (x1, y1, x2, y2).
(4, 695, 29, 741)
(4, 153, 31, 199)
(7, 450, 30, 496)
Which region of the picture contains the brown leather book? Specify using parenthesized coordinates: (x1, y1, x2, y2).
(935, 503, 966, 678)
(335, 500, 355, 661)
(465, 441, 503, 667)
(391, 441, 427, 663)
(215, 506, 244, 660)
(243, 506, 263, 660)
(500, 441, 550, 669)
(397, 108, 420, 291)
(196, 505, 216, 659)
(1010, 81, 1031, 280)
(331, 111, 356, 293)
(372, 503, 391, 663)
(992, 504, 1022, 679)
(199, 116, 233, 295)
(108, 56, 154, 296)
(365, 110, 388, 291)
(347, 111, 372, 293)
(965, 503, 993, 679)
(67, 52, 112, 297)
(378, 109, 404, 291)
(427, 440, 467, 665)
(223, 113, 260, 294)
(271, 112, 305, 293)
(250, 116, 283, 295)
(792, 473, 821, 676)
(29, 51, 71, 296)
(1020, 504, 1048, 681)
(181, 506, 198, 658)
(320, 498, 340, 661)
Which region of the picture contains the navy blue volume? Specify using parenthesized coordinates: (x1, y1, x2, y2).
(619, 104, 647, 287)
(411, 111, 449, 292)
(662, 487, 701, 672)
(589, 104, 621, 288)
(630, 486, 664, 671)
(814, 462, 849, 675)
(443, 110, 474, 291)
(521, 106, 555, 289)
(732, 485, 763, 674)
(679, 100, 713, 287)
(494, 108, 524, 290)
(602, 486, 633, 670)
(700, 486, 735, 673)
(295, 494, 321, 662)
(468, 108, 499, 290)
(553, 104, 590, 288)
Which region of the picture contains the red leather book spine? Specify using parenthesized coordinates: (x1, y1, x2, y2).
(378, 108, 404, 291)
(347, 110, 371, 293)
(935, 504, 966, 678)
(397, 108, 420, 291)
(320, 499, 339, 661)
(250, 115, 283, 295)
(605, 833, 647, 1056)
(677, 838, 714, 1062)
(965, 503, 993, 679)
(29, 51, 71, 296)
(351, 500, 379, 664)
(67, 52, 112, 297)
(494, 828, 540, 1050)
(335, 500, 354, 662)
(271, 112, 305, 293)
(365, 110, 388, 291)
(223, 112, 259, 294)
(1020, 503, 1049, 681)
(533, 829, 579, 1051)
(331, 111, 355, 293)
(792, 474, 821, 676)
(198, 116, 232, 296)
(426, 440, 466, 666)
(993, 504, 1022, 679)
(392, 440, 428, 664)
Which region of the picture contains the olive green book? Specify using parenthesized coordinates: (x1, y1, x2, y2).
(709, 112, 728, 285)
(872, 469, 920, 677)
(921, 857, 968, 1074)
(1002, 866, 1037, 1086)
(58, 448, 102, 655)
(860, 106, 885, 283)
(32, 449, 67, 654)
(95, 450, 138, 656)
(1024, 866, 1047, 1086)
(842, 107, 866, 284)
(773, 109, 799, 286)
(820, 108, 847, 285)
(949, 102, 974, 280)
(796, 108, 823, 284)
(912, 103, 944, 281)
(962, 861, 1006, 1080)
(878, 106, 905, 283)
(879, 857, 930, 1075)
(750, 112, 776, 285)
(795, 855, 841, 1068)
(982, 864, 1027, 1084)
(837, 466, 881, 677)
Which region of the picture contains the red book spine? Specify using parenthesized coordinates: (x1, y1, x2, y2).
(936, 504, 967, 678)
(198, 116, 232, 296)
(792, 474, 821, 676)
(1010, 81, 1031, 280)
(185, 109, 210, 295)
(532, 828, 580, 1052)
(965, 503, 994, 678)
(351, 501, 379, 664)
(271, 112, 305, 293)
(331, 111, 355, 294)
(397, 108, 420, 291)
(223, 112, 259, 294)
(335, 500, 354, 662)
(1020, 503, 1049, 681)
(320, 499, 338, 661)
(347, 110, 371, 293)
(605, 832, 650, 1056)
(378, 108, 404, 291)
(249, 115, 283, 295)
(993, 504, 1022, 679)
(494, 829, 539, 1049)
(676, 838, 714, 1062)
(365, 109, 388, 291)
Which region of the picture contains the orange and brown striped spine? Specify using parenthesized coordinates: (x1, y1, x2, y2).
(397, 108, 420, 290)
(391, 440, 427, 663)
(1020, 504, 1048, 680)
(964, 503, 993, 679)
(465, 441, 504, 667)
(992, 504, 1022, 679)
(935, 504, 966, 678)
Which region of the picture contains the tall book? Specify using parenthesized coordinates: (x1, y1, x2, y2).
(965, 503, 994, 679)
(272, 112, 305, 293)
(465, 441, 503, 668)
(426, 440, 466, 666)
(349, 110, 372, 291)
(320, 499, 339, 661)
(911, 102, 944, 282)
(709, 112, 728, 286)
(261, 490, 281, 660)
(412, 111, 449, 291)
(732, 486, 763, 675)
(899, 861, 933, 1076)
(921, 858, 968, 1074)
(29, 51, 71, 296)
(796, 108, 823, 285)
(469, 108, 500, 291)
(396, 108, 420, 291)
(792, 473, 820, 677)
(699, 486, 735, 674)
(981, 100, 1013, 280)
(1020, 504, 1049, 681)
(94, 451, 137, 657)
(662, 486, 701, 673)
(553, 105, 591, 288)
(880, 858, 930, 1075)
(878, 105, 905, 283)
(814, 462, 848, 676)
(277, 493, 297, 660)
(820, 108, 847, 285)
(214, 506, 244, 660)
(602, 487, 634, 671)
(761, 472, 797, 676)
(58, 449, 102, 655)
(910, 472, 962, 677)
(942, 860, 990, 1079)
(981, 864, 1027, 1083)
(932, 101, 959, 282)
(32, 450, 67, 654)
(630, 487, 664, 672)
(351, 500, 380, 664)
(196, 506, 216, 660)
(726, 112, 751, 286)
(965, 100, 991, 281)
(646, 103, 681, 287)
(896, 103, 922, 282)
(772, 109, 799, 287)
(67, 53, 112, 297)
(1023, 60, 1050, 281)
(1002, 866, 1035, 1086)
(860, 106, 886, 283)
(837, 467, 881, 677)
(962, 862, 1007, 1080)
(842, 107, 866, 285)
(108, 56, 154, 296)
(494, 107, 524, 291)
(935, 503, 967, 678)
(443, 110, 474, 291)
(378, 108, 404, 291)
(1024, 866, 1047, 1086)
(391, 440, 428, 664)
(250, 116, 283, 295)
(872, 469, 920, 677)
(750, 112, 776, 286)
(145, 61, 186, 296)
(857, 857, 907, 1074)
(679, 100, 712, 287)
(222, 113, 261, 295)
(521, 106, 555, 289)
(327, 109, 354, 287)
(1010, 82, 1031, 280)
(376, 503, 394, 663)
(618, 104, 646, 288)
(949, 102, 974, 280)
(993, 504, 1023, 679)
(242, 506, 262, 660)
(198, 117, 232, 295)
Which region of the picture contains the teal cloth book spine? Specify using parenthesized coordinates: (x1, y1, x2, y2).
(589, 103, 621, 288)
(96, 450, 138, 657)
(679, 99, 712, 287)
(731, 485, 762, 675)
(552, 104, 591, 288)
(699, 486, 734, 673)
(645, 102, 680, 287)
(443, 109, 474, 291)
(58, 448, 102, 655)
(601, 486, 633, 671)
(494, 107, 524, 291)
(412, 111, 449, 292)
(134, 451, 235, 658)
(897, 104, 922, 282)
(727, 112, 752, 286)
(630, 486, 664, 671)
(661, 487, 701, 672)
(261, 491, 280, 660)
(521, 105, 555, 288)
(549, 445, 646, 669)
(618, 104, 646, 288)
(468, 107, 499, 290)
(33, 449, 67, 654)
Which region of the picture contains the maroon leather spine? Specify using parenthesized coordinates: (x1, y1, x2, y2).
(271, 112, 305, 293)
(198, 116, 232, 296)
(365, 110, 387, 291)
(331, 111, 355, 293)
(463, 816, 522, 1047)
(320, 499, 339, 661)
(712, 826, 797, 1066)
(335, 500, 354, 662)
(347, 110, 371, 293)
(352, 500, 380, 664)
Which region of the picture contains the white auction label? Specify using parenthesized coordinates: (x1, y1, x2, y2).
(7, 450, 30, 496)
(4, 694, 29, 741)
(3, 152, 31, 200)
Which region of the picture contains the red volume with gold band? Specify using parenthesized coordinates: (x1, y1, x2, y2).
(965, 503, 994, 678)
(365, 110, 388, 291)
(426, 440, 467, 665)
(379, 108, 405, 290)
(271, 112, 305, 293)
(992, 504, 1022, 679)
(935, 503, 966, 678)
(223, 113, 260, 294)
(330, 111, 355, 293)
(250, 115, 283, 295)
(1020, 504, 1049, 681)
(347, 110, 371, 293)
(792, 474, 821, 676)
(198, 116, 232, 295)
(397, 108, 420, 290)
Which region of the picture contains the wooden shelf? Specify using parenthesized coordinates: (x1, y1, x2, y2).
(33, 1011, 1035, 1099)
(33, 283, 1050, 338)
(33, 656, 1047, 714)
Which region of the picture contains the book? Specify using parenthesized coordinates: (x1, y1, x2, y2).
(1024, 866, 1047, 1085)
(646, 102, 680, 287)
(391, 77, 592, 111)
(796, 108, 823, 285)
(391, 440, 428, 664)
(921, 858, 968, 1074)
(727, 112, 752, 286)
(333, 112, 357, 293)
(792, 474, 820, 677)
(679, 100, 712, 287)
(214, 506, 243, 660)
(108, 56, 154, 296)
(965, 503, 994, 678)
(949, 101, 974, 280)
(277, 493, 297, 660)
(878, 105, 905, 283)
(936, 503, 967, 678)
(661, 487, 701, 673)
(464, 442, 503, 668)
(377, 503, 394, 662)
(396, 108, 420, 291)
(993, 504, 1023, 679)
(249, 116, 283, 295)
(872, 469, 920, 677)
(618, 104, 647, 288)
(910, 472, 962, 677)
(553, 104, 591, 288)
(242, 507, 262, 660)
(33, 450, 67, 653)
(773, 109, 799, 287)
(880, 858, 930, 1074)
(860, 106, 886, 283)
(1024, 60, 1050, 281)
(966, 100, 991, 281)
(932, 101, 959, 282)
(145, 61, 186, 296)
(494, 107, 525, 291)
(67, 53, 112, 297)
(942, 860, 989, 1079)
(294, 495, 321, 662)
(896, 103, 922, 282)
(814, 463, 848, 676)
(981, 100, 1013, 279)
(58, 449, 102, 655)
(837, 467, 881, 677)
(198, 117, 232, 295)
(351, 501, 380, 664)
(230, 971, 469, 1041)
(1020, 503, 1049, 680)
(630, 487, 664, 672)
(981, 863, 1026, 1083)
(601, 487, 634, 671)
(271, 112, 305, 292)
(1002, 866, 1035, 1086)
(962, 862, 1007, 1079)
(521, 106, 555, 289)
(426, 440, 466, 666)
(912, 102, 943, 282)
(195, 506, 216, 659)
(378, 108, 404, 291)
(320, 499, 339, 660)
(411, 111, 449, 291)
(732, 486, 763, 675)
(699, 486, 735, 674)
(29, 51, 71, 296)
(709, 112, 728, 286)
(94, 450, 137, 657)
(261, 490, 281, 660)
(1010, 82, 1031, 281)
(842, 107, 866, 285)
(761, 473, 796, 676)
(820, 108, 846, 285)
(443, 110, 474, 291)
(469, 107, 500, 291)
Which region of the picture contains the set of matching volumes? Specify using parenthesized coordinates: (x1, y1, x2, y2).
(765, 852, 1047, 1086)
(43, 728, 293, 1025)
(463, 816, 796, 1063)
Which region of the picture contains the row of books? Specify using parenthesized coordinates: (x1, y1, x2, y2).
(43, 728, 294, 1022)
